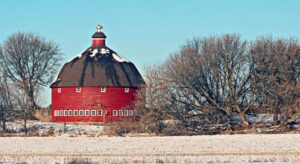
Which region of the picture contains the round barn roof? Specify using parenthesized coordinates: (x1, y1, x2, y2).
(50, 25, 145, 88)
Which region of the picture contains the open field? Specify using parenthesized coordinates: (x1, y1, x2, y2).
(0, 134, 299, 163)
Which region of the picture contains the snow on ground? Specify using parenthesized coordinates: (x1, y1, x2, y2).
(5, 120, 104, 136)
(0, 134, 299, 163)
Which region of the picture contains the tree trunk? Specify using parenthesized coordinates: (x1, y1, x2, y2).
(28, 89, 36, 111)
(235, 105, 249, 127)
(24, 111, 27, 135)
(240, 113, 249, 127)
(1, 120, 6, 132)
(273, 107, 281, 125)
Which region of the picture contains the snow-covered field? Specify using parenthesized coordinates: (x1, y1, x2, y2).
(0, 134, 299, 163)
(5, 120, 104, 136)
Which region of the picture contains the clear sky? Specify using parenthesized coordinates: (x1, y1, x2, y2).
(1, 0, 300, 106)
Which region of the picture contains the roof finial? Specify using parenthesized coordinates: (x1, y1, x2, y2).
(96, 24, 103, 32)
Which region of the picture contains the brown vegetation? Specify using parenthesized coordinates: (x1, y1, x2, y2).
(133, 34, 300, 135)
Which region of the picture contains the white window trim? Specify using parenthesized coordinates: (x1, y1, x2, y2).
(58, 88, 61, 93)
(125, 88, 129, 93)
(74, 110, 78, 116)
(55, 110, 59, 116)
(101, 87, 106, 92)
(76, 87, 81, 93)
(85, 110, 90, 116)
(98, 109, 102, 116)
(68, 110, 73, 116)
(64, 110, 68, 116)
(60, 110, 64, 116)
(91, 110, 96, 116)
(129, 110, 133, 116)
(119, 110, 123, 116)
(124, 110, 128, 116)
(79, 110, 84, 116)
(113, 110, 118, 116)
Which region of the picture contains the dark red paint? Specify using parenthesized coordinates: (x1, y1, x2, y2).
(51, 87, 137, 122)
(92, 39, 105, 46)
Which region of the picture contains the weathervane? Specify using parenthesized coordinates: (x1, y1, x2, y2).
(96, 24, 103, 32)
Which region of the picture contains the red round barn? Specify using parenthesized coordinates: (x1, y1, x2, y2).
(50, 25, 145, 122)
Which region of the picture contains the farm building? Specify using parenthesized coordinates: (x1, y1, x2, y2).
(50, 25, 145, 122)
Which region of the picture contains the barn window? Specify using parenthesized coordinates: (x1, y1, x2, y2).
(58, 88, 61, 93)
(91, 110, 96, 116)
(98, 109, 102, 116)
(124, 110, 128, 116)
(79, 110, 84, 116)
(76, 87, 81, 93)
(101, 87, 106, 92)
(74, 110, 78, 116)
(68, 110, 73, 116)
(60, 110, 64, 116)
(113, 110, 118, 116)
(129, 110, 133, 116)
(85, 110, 90, 116)
(119, 110, 123, 116)
(64, 110, 68, 116)
(54, 110, 59, 116)
(124, 88, 129, 93)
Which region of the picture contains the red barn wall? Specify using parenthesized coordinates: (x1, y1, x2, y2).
(51, 86, 138, 122)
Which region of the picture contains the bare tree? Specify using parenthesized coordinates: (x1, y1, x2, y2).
(0, 46, 14, 132)
(0, 32, 61, 110)
(250, 36, 300, 124)
(164, 34, 254, 126)
(134, 64, 171, 134)
(0, 32, 61, 133)
(0, 75, 14, 131)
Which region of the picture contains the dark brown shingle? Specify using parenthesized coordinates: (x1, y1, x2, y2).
(50, 46, 145, 88)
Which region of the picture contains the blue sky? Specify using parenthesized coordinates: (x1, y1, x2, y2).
(1, 0, 300, 105)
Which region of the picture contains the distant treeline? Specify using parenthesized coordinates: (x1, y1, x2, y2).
(133, 34, 300, 135)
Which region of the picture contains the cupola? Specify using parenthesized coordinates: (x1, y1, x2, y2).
(92, 24, 107, 46)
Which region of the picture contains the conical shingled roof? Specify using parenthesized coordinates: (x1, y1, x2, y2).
(50, 26, 145, 88)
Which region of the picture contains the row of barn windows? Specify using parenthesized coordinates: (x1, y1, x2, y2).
(57, 87, 130, 93)
(54, 109, 134, 117)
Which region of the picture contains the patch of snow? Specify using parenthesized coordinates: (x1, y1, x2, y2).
(100, 48, 110, 55)
(112, 53, 129, 62)
(247, 114, 273, 123)
(0, 134, 299, 163)
(188, 110, 203, 115)
(5, 120, 104, 135)
(90, 49, 98, 57)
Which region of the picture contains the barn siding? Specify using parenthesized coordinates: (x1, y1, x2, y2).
(51, 86, 137, 122)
